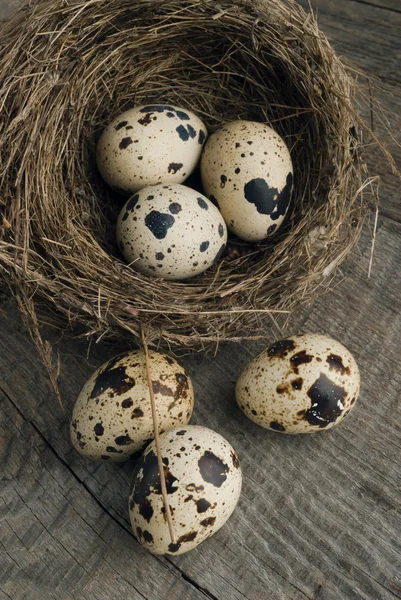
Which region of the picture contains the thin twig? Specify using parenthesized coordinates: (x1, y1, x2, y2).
(141, 327, 176, 544)
(368, 205, 379, 279)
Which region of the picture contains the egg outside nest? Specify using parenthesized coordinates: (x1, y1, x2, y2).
(70, 349, 194, 461)
(236, 334, 360, 434)
(129, 425, 242, 555)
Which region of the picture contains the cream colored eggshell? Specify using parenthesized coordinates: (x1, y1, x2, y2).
(129, 425, 242, 555)
(70, 350, 194, 462)
(236, 334, 360, 433)
(201, 120, 293, 242)
(96, 105, 207, 194)
(116, 184, 227, 280)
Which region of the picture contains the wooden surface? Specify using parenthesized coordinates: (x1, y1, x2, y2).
(1, 1, 401, 599)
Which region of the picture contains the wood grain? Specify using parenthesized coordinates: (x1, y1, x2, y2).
(1, 0, 401, 599)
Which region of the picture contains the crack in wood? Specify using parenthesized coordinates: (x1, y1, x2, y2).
(350, 0, 401, 15)
(0, 383, 224, 600)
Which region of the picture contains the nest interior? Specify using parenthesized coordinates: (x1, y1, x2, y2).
(0, 0, 367, 351)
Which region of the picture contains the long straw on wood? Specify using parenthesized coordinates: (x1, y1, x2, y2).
(141, 327, 176, 544)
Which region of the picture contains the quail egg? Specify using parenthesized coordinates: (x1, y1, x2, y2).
(116, 183, 227, 280)
(236, 334, 360, 433)
(96, 104, 207, 194)
(70, 350, 194, 461)
(201, 120, 293, 242)
(129, 425, 242, 555)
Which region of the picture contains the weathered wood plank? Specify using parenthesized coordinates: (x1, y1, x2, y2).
(298, 0, 401, 224)
(1, 216, 401, 600)
(1, 0, 401, 599)
(1, 389, 216, 600)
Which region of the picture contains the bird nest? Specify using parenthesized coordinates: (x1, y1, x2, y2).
(0, 0, 379, 357)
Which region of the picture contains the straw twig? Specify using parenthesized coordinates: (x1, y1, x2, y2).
(141, 327, 176, 544)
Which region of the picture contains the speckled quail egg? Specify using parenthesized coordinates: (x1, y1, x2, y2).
(96, 104, 207, 194)
(129, 425, 242, 555)
(201, 120, 293, 242)
(116, 183, 227, 280)
(236, 334, 360, 433)
(70, 350, 194, 462)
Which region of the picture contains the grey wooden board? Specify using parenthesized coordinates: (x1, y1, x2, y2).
(1, 0, 401, 599)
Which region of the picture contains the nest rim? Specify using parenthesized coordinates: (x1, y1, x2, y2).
(0, 0, 371, 352)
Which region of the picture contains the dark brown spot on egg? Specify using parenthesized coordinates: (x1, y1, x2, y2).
(267, 339, 295, 358)
(176, 430, 186, 436)
(168, 542, 181, 553)
(290, 350, 313, 374)
(145, 210, 175, 239)
(169, 202, 182, 214)
(106, 446, 123, 453)
(231, 450, 240, 469)
(155, 252, 165, 261)
(291, 378, 303, 390)
(168, 531, 198, 553)
(200, 241, 210, 252)
(196, 498, 211, 513)
(168, 162, 183, 174)
(184, 495, 193, 502)
(130, 450, 178, 521)
(220, 175, 227, 188)
(276, 384, 287, 394)
(115, 120, 128, 130)
(270, 421, 286, 431)
(100, 455, 111, 460)
(94, 423, 104, 436)
(326, 354, 351, 376)
(115, 434, 133, 446)
(90, 356, 136, 399)
(305, 373, 348, 427)
(139, 498, 154, 522)
(132, 407, 144, 418)
(175, 372, 189, 400)
(119, 137, 133, 149)
(200, 516, 216, 528)
(186, 483, 204, 493)
(198, 451, 229, 488)
(180, 531, 197, 543)
(121, 398, 133, 408)
(136, 527, 143, 541)
(126, 194, 139, 211)
(197, 197, 208, 210)
(152, 380, 174, 397)
(138, 112, 153, 126)
(142, 530, 153, 543)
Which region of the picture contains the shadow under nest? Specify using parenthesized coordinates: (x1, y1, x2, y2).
(0, 0, 374, 360)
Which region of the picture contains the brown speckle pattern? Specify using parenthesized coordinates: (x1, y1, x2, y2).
(70, 350, 194, 462)
(201, 120, 293, 242)
(128, 426, 242, 555)
(96, 104, 207, 194)
(116, 184, 227, 281)
(236, 333, 360, 434)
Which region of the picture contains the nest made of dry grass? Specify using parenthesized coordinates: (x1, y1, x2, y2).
(0, 0, 381, 360)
